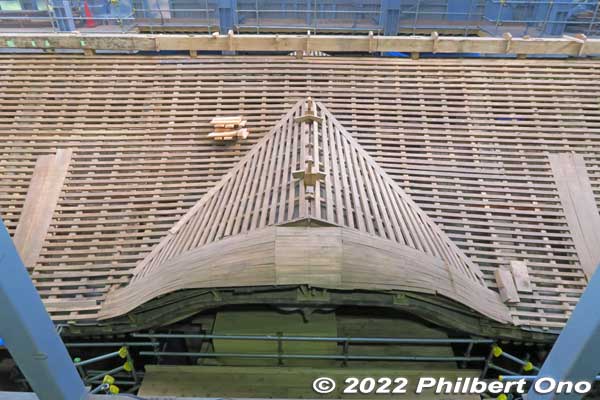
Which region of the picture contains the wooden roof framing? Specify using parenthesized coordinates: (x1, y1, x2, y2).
(99, 99, 510, 323)
(1, 55, 599, 332)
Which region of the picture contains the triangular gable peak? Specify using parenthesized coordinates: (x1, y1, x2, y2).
(100, 98, 512, 323)
(131, 98, 487, 288)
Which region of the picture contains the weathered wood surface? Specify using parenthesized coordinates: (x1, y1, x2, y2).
(510, 260, 533, 293)
(129, 99, 488, 293)
(100, 226, 511, 323)
(495, 269, 520, 304)
(548, 153, 600, 279)
(1, 55, 598, 329)
(1, 33, 600, 56)
(12, 149, 71, 269)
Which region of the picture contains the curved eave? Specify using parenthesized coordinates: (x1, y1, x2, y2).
(100, 225, 512, 325)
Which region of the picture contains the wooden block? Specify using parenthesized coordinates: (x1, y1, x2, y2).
(208, 128, 248, 140)
(510, 261, 533, 293)
(495, 269, 520, 304)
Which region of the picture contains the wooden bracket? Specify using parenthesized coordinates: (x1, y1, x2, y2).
(294, 97, 323, 123)
(292, 157, 326, 199)
(564, 34, 587, 56)
(503, 32, 513, 53)
(431, 31, 439, 54)
(228, 29, 234, 51)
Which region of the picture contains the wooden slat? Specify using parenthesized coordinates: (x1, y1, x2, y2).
(101, 99, 510, 324)
(1, 55, 598, 328)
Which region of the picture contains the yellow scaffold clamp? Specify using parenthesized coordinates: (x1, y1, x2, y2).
(492, 345, 503, 358)
(118, 346, 128, 359)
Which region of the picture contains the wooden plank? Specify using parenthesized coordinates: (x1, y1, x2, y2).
(495, 269, 520, 304)
(12, 149, 71, 269)
(549, 153, 600, 279)
(1, 33, 600, 56)
(510, 260, 533, 293)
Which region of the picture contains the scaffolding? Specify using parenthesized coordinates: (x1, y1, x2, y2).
(0, 0, 598, 37)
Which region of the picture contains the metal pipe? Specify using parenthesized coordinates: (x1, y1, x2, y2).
(86, 365, 126, 384)
(89, 383, 110, 394)
(74, 350, 122, 367)
(498, 350, 540, 372)
(488, 362, 520, 376)
(89, 379, 138, 385)
(65, 342, 155, 348)
(132, 333, 493, 344)
(139, 351, 485, 362)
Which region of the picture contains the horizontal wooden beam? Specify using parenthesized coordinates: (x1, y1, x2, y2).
(0, 32, 599, 56)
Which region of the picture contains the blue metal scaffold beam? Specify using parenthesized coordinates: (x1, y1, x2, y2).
(380, 0, 401, 36)
(218, 0, 237, 34)
(50, 0, 76, 32)
(526, 263, 600, 400)
(0, 219, 86, 400)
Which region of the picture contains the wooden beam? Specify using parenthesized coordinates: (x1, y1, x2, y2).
(549, 153, 600, 279)
(13, 149, 72, 269)
(0, 33, 599, 56)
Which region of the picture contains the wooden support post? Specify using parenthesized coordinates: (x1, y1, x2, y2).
(368, 31, 375, 53)
(564, 33, 587, 56)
